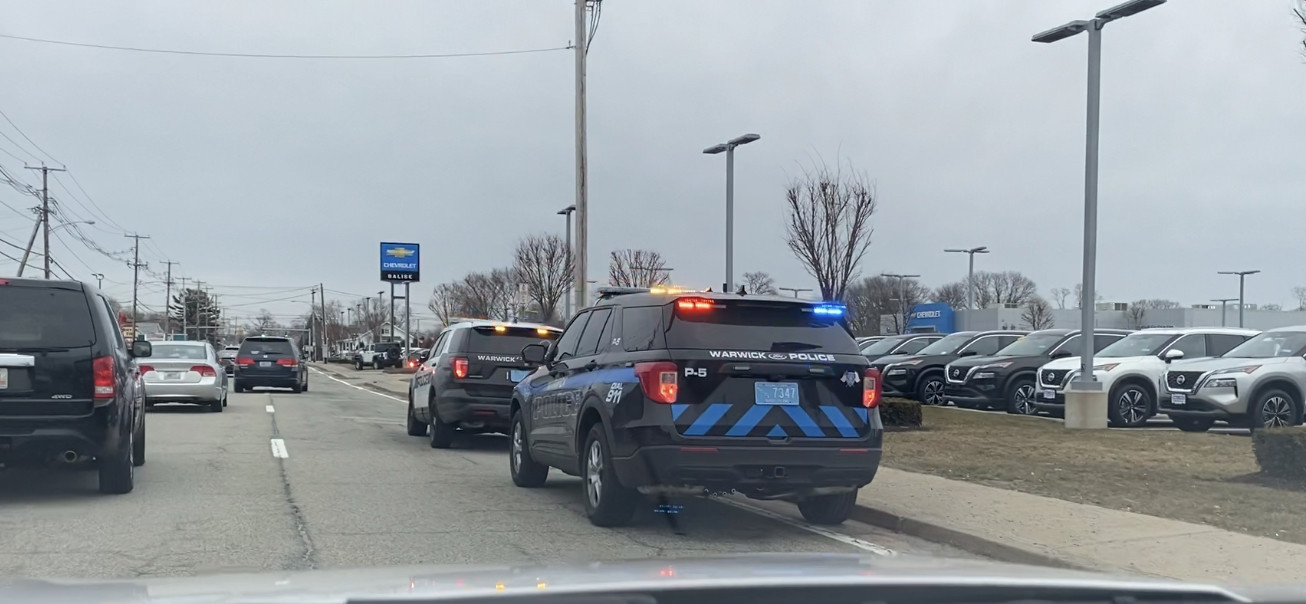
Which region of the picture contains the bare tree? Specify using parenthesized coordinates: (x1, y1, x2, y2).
(513, 233, 572, 323)
(845, 275, 927, 335)
(428, 283, 462, 327)
(1020, 297, 1055, 330)
(1292, 286, 1306, 310)
(1050, 287, 1071, 310)
(783, 160, 878, 300)
(1139, 299, 1181, 310)
(455, 272, 506, 320)
(932, 282, 968, 309)
(245, 309, 280, 336)
(742, 271, 778, 295)
(970, 271, 1038, 308)
(1297, 2, 1306, 56)
(608, 249, 670, 288)
(1072, 283, 1105, 309)
(1124, 300, 1148, 329)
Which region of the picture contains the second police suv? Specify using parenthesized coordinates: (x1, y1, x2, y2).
(508, 287, 883, 527)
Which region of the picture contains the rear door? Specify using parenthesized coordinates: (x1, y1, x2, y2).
(663, 298, 871, 444)
(0, 281, 98, 416)
(237, 338, 298, 379)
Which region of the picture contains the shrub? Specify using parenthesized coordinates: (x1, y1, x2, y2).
(1252, 427, 1306, 482)
(880, 397, 922, 430)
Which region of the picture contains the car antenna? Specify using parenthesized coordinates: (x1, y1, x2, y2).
(736, 285, 747, 295)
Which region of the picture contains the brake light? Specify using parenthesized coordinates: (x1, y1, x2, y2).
(276, 358, 298, 368)
(93, 356, 115, 399)
(235, 357, 255, 366)
(453, 357, 469, 379)
(191, 365, 217, 377)
(634, 362, 678, 403)
(138, 364, 155, 374)
(863, 368, 882, 409)
(675, 297, 714, 311)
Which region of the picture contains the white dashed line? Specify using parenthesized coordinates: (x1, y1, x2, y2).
(266, 405, 275, 413)
(717, 498, 896, 556)
(270, 438, 289, 459)
(310, 367, 405, 403)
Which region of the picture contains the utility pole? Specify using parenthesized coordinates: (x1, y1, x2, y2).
(26, 165, 67, 279)
(179, 277, 189, 338)
(163, 261, 178, 335)
(17, 207, 40, 277)
(319, 283, 328, 361)
(124, 234, 150, 332)
(574, 0, 597, 318)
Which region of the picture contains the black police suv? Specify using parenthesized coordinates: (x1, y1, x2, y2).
(507, 288, 882, 527)
(942, 328, 1131, 414)
(870, 330, 1027, 405)
(860, 333, 944, 362)
(0, 277, 152, 493)
(407, 321, 562, 447)
(233, 336, 308, 393)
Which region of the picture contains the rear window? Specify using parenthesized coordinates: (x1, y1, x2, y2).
(463, 326, 560, 355)
(152, 344, 208, 360)
(0, 286, 97, 349)
(240, 338, 295, 356)
(664, 300, 857, 354)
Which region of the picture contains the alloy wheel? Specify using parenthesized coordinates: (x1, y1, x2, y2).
(1261, 395, 1293, 428)
(923, 380, 944, 406)
(1014, 385, 1036, 415)
(1117, 388, 1149, 426)
(586, 440, 604, 508)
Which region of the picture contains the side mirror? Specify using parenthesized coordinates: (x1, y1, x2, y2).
(131, 340, 153, 358)
(1050, 350, 1072, 359)
(958, 350, 977, 358)
(418, 351, 430, 363)
(1163, 349, 1184, 363)
(521, 343, 548, 365)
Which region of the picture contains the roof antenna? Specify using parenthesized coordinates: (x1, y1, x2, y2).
(736, 285, 747, 295)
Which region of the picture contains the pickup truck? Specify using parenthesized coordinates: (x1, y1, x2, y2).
(353, 343, 401, 370)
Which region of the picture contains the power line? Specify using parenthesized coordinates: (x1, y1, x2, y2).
(0, 33, 573, 60)
(0, 106, 60, 164)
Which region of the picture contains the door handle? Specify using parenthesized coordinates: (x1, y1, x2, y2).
(585, 360, 598, 372)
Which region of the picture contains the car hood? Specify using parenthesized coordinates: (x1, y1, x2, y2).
(871, 353, 920, 367)
(1168, 356, 1295, 372)
(0, 554, 1244, 604)
(948, 354, 1024, 369)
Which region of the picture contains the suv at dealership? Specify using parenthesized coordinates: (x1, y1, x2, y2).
(0, 277, 152, 493)
(1159, 326, 1306, 431)
(869, 330, 1027, 405)
(859, 333, 944, 362)
(1035, 327, 1257, 427)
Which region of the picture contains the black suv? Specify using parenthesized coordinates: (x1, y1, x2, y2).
(507, 289, 882, 527)
(860, 333, 944, 362)
(0, 278, 152, 493)
(870, 330, 1028, 405)
(233, 336, 307, 393)
(407, 321, 562, 447)
(942, 328, 1131, 414)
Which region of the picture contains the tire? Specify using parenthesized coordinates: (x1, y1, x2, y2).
(98, 427, 135, 494)
(1005, 377, 1037, 415)
(428, 393, 455, 449)
(1172, 417, 1214, 432)
(1107, 382, 1153, 428)
(132, 418, 146, 467)
(510, 410, 549, 487)
(1249, 388, 1299, 431)
(355, 360, 363, 370)
(797, 490, 858, 525)
(302, 380, 308, 392)
(406, 399, 428, 437)
(915, 374, 945, 406)
(581, 424, 638, 527)
(290, 382, 302, 394)
(210, 397, 223, 412)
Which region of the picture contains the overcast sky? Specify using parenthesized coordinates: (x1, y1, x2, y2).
(0, 0, 1303, 322)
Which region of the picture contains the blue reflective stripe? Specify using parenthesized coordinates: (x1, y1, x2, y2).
(820, 406, 857, 437)
(781, 406, 824, 437)
(726, 405, 771, 437)
(766, 425, 788, 438)
(684, 404, 730, 436)
(670, 404, 689, 421)
(854, 408, 869, 423)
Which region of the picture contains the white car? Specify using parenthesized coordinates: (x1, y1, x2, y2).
(1033, 327, 1258, 427)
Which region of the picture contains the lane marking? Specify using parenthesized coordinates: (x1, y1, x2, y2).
(266, 405, 275, 413)
(270, 438, 289, 458)
(717, 498, 896, 556)
(310, 368, 405, 403)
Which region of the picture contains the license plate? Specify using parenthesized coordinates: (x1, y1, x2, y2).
(0, 368, 7, 389)
(508, 369, 529, 383)
(260, 361, 273, 368)
(1170, 394, 1186, 406)
(163, 372, 183, 381)
(755, 382, 800, 406)
(1042, 389, 1055, 400)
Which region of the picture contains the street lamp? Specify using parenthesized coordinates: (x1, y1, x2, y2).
(1033, 0, 1166, 428)
(1211, 298, 1238, 328)
(703, 133, 761, 293)
(1218, 270, 1259, 328)
(881, 273, 921, 334)
(943, 246, 989, 311)
(557, 204, 576, 320)
(778, 287, 812, 299)
(90, 272, 104, 289)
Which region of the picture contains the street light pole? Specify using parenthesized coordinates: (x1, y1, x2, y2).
(557, 204, 576, 320)
(881, 273, 921, 334)
(704, 133, 761, 294)
(943, 246, 989, 310)
(1218, 270, 1260, 328)
(1211, 298, 1237, 327)
(91, 273, 104, 289)
(1033, 0, 1165, 429)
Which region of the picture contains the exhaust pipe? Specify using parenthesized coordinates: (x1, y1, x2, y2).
(60, 450, 80, 463)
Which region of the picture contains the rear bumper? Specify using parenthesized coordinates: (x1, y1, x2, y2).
(610, 444, 881, 494)
(144, 381, 223, 402)
(235, 375, 299, 389)
(437, 389, 512, 427)
(943, 383, 1001, 407)
(0, 404, 126, 464)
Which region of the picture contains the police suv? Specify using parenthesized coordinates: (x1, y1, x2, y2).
(507, 287, 883, 527)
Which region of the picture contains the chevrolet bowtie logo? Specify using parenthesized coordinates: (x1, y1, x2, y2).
(386, 247, 416, 259)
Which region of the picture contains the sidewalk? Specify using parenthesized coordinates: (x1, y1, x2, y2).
(310, 363, 1304, 584)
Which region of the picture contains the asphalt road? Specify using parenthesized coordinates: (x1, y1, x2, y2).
(0, 368, 975, 580)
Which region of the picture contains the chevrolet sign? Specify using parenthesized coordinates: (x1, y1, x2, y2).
(380, 242, 421, 282)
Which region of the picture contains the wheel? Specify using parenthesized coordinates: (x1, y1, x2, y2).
(510, 410, 549, 487)
(1250, 388, 1299, 430)
(1172, 417, 1214, 432)
(132, 417, 146, 467)
(1005, 377, 1037, 415)
(210, 397, 223, 412)
(355, 360, 362, 370)
(428, 393, 455, 449)
(581, 423, 638, 527)
(1107, 382, 1153, 427)
(98, 427, 134, 494)
(915, 374, 945, 406)
(797, 490, 858, 525)
(302, 380, 308, 392)
(406, 399, 428, 437)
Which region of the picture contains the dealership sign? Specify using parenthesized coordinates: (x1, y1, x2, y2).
(380, 242, 420, 283)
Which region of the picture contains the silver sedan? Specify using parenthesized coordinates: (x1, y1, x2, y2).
(141, 341, 230, 412)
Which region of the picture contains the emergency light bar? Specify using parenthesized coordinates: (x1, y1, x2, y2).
(812, 304, 846, 317)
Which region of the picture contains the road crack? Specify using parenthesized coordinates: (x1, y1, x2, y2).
(268, 401, 318, 571)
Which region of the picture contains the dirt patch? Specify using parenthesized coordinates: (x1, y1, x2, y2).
(883, 407, 1306, 545)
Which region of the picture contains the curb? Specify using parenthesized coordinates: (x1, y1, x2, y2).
(849, 503, 1084, 570)
(311, 364, 409, 398)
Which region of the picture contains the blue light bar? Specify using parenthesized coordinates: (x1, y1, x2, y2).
(812, 304, 845, 317)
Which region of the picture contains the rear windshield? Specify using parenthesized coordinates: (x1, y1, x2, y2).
(0, 286, 97, 349)
(464, 326, 560, 355)
(240, 339, 295, 356)
(664, 301, 857, 354)
(152, 344, 208, 360)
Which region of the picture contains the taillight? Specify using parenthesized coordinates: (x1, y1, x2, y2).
(675, 297, 714, 311)
(634, 362, 678, 403)
(138, 364, 155, 374)
(276, 358, 298, 368)
(191, 365, 217, 377)
(453, 357, 469, 379)
(863, 368, 881, 409)
(235, 357, 255, 366)
(93, 356, 115, 399)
